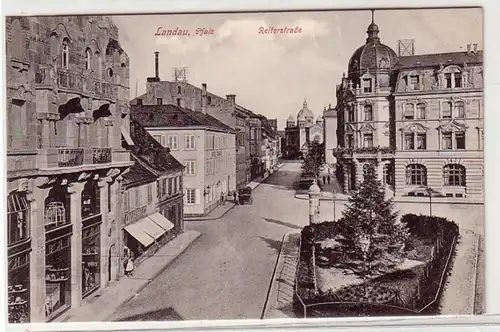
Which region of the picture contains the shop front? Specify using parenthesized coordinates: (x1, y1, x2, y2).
(44, 184, 72, 322)
(7, 191, 31, 324)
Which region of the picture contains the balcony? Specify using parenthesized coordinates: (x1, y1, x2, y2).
(124, 205, 147, 224)
(57, 148, 84, 167)
(333, 146, 395, 159)
(92, 147, 112, 164)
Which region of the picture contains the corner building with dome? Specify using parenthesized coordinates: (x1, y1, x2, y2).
(284, 99, 325, 159)
(324, 13, 484, 201)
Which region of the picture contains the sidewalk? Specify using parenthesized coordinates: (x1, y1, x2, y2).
(55, 230, 202, 322)
(184, 201, 236, 221)
(440, 229, 480, 315)
(264, 232, 301, 319)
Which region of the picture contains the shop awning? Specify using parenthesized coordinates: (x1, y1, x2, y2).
(124, 223, 154, 247)
(121, 126, 134, 146)
(149, 212, 175, 232)
(136, 216, 166, 240)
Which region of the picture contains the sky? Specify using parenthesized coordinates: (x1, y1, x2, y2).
(113, 8, 482, 130)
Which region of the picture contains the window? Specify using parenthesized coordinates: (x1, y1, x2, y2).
(442, 133, 453, 149)
(454, 101, 465, 118)
(347, 106, 355, 122)
(7, 192, 29, 246)
(406, 164, 427, 185)
(185, 134, 196, 150)
(363, 78, 372, 93)
(409, 75, 420, 90)
(81, 181, 101, 219)
(442, 102, 452, 119)
(156, 98, 162, 105)
(185, 160, 196, 175)
(416, 103, 426, 119)
(162, 178, 167, 195)
(404, 133, 414, 150)
(443, 164, 466, 186)
(207, 96, 212, 105)
(95, 51, 102, 77)
(85, 48, 91, 70)
(177, 98, 181, 106)
(404, 104, 414, 120)
(454, 72, 462, 88)
(136, 99, 142, 105)
(186, 189, 196, 204)
(364, 105, 373, 121)
(456, 132, 465, 149)
(153, 135, 161, 144)
(416, 133, 426, 150)
(346, 134, 354, 148)
(445, 73, 452, 88)
(177, 86, 182, 94)
(363, 133, 373, 148)
(123, 192, 130, 212)
(167, 135, 178, 150)
(168, 178, 173, 195)
(62, 38, 69, 69)
(147, 184, 153, 203)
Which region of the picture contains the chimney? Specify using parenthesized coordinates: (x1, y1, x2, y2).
(154, 51, 159, 78)
(473, 44, 478, 52)
(226, 94, 236, 104)
(201, 83, 207, 114)
(467, 44, 471, 54)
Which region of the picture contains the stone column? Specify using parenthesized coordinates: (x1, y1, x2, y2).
(29, 182, 50, 322)
(68, 181, 85, 309)
(109, 174, 124, 280)
(308, 182, 321, 225)
(98, 178, 109, 288)
(104, 118, 114, 149)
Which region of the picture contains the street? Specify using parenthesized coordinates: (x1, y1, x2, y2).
(108, 161, 484, 321)
(108, 162, 310, 321)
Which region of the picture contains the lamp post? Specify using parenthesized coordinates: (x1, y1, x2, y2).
(426, 186, 433, 216)
(332, 190, 337, 222)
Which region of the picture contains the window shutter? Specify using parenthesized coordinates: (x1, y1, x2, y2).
(195, 189, 200, 204)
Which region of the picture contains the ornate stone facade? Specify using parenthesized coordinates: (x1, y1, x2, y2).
(6, 16, 133, 323)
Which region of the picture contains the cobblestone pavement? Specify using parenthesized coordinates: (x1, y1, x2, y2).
(108, 162, 310, 321)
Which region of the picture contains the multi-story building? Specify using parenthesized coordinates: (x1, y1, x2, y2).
(5, 16, 133, 323)
(130, 104, 236, 217)
(130, 52, 251, 189)
(259, 116, 280, 173)
(284, 100, 325, 159)
(121, 119, 184, 264)
(324, 15, 483, 201)
(249, 116, 264, 179)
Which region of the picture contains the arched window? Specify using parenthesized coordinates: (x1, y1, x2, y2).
(85, 48, 91, 70)
(416, 103, 426, 119)
(7, 191, 29, 245)
(62, 38, 69, 69)
(82, 180, 101, 219)
(44, 185, 70, 230)
(405, 164, 427, 185)
(443, 164, 466, 186)
(454, 101, 465, 118)
(364, 105, 373, 121)
(177, 85, 182, 94)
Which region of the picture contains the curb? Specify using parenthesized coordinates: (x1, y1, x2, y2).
(104, 232, 203, 321)
(260, 232, 289, 319)
(184, 204, 237, 221)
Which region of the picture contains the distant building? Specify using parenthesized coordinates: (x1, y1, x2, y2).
(5, 16, 133, 323)
(121, 119, 184, 264)
(284, 99, 325, 159)
(325, 15, 483, 201)
(130, 104, 236, 217)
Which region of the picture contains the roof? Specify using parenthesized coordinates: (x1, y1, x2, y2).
(123, 155, 157, 187)
(394, 51, 483, 69)
(124, 118, 185, 175)
(130, 104, 235, 133)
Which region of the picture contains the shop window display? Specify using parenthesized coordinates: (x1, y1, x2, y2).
(45, 236, 71, 321)
(8, 251, 30, 323)
(82, 224, 101, 297)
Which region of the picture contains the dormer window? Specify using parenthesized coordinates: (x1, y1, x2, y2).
(445, 74, 452, 88)
(454, 72, 462, 88)
(62, 38, 69, 69)
(409, 75, 420, 90)
(363, 79, 372, 93)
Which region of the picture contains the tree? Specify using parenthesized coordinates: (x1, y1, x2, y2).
(337, 162, 408, 279)
(301, 140, 325, 179)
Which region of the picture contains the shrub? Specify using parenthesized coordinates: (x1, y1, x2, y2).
(301, 220, 340, 245)
(401, 214, 459, 240)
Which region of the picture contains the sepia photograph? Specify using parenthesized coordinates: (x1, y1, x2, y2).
(4, 6, 484, 324)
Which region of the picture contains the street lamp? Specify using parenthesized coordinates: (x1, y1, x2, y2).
(332, 190, 337, 222)
(425, 186, 433, 216)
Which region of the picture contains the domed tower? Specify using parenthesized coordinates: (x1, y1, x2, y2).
(286, 114, 295, 128)
(347, 10, 398, 92)
(297, 99, 314, 127)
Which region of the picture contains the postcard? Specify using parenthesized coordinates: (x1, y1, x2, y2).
(4, 7, 484, 324)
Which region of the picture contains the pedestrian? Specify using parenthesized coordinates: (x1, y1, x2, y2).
(233, 191, 237, 203)
(125, 255, 134, 277)
(323, 176, 326, 185)
(220, 192, 225, 205)
(327, 175, 331, 184)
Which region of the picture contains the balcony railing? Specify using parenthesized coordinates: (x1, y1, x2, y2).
(92, 147, 112, 164)
(124, 205, 147, 224)
(57, 148, 84, 167)
(333, 146, 395, 158)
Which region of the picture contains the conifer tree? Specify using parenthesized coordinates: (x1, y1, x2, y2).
(337, 162, 408, 278)
(300, 140, 325, 179)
